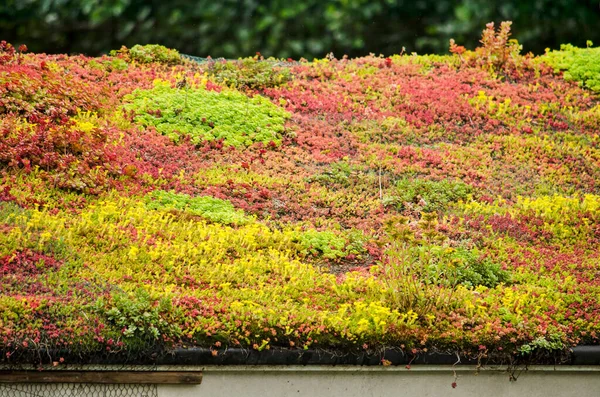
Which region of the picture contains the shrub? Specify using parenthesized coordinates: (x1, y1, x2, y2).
(124, 81, 290, 147)
(0, 41, 27, 65)
(450, 21, 525, 74)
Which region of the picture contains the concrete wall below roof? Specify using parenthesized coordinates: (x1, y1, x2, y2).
(158, 365, 600, 397)
(2, 365, 599, 397)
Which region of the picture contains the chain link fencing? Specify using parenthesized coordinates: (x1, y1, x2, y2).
(0, 383, 158, 397)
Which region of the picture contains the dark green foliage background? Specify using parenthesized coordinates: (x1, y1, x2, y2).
(1, 1, 599, 58)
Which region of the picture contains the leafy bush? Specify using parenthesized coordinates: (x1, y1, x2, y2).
(450, 21, 525, 74)
(145, 190, 251, 225)
(389, 178, 471, 213)
(542, 43, 600, 92)
(207, 56, 292, 89)
(111, 44, 182, 65)
(124, 81, 290, 147)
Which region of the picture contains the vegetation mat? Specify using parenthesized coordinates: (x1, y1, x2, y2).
(1, 24, 600, 366)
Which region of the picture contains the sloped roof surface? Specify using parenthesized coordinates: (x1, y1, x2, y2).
(1, 31, 600, 365)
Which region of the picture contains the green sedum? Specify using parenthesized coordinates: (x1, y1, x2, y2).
(110, 44, 182, 65)
(542, 43, 600, 92)
(389, 178, 472, 213)
(125, 81, 290, 147)
(145, 190, 252, 225)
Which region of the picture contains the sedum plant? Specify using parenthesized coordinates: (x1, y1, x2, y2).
(207, 55, 292, 90)
(124, 81, 290, 147)
(110, 44, 182, 65)
(542, 43, 600, 92)
(388, 178, 472, 213)
(145, 190, 252, 225)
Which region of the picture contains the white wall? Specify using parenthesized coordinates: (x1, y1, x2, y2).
(2, 365, 599, 397)
(159, 365, 600, 397)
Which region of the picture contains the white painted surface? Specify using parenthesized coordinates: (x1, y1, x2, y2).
(2, 366, 599, 397)
(158, 366, 600, 397)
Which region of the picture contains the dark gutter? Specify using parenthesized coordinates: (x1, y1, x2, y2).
(2, 346, 599, 367)
(155, 346, 600, 366)
(571, 346, 600, 365)
(155, 348, 480, 366)
(154, 346, 598, 366)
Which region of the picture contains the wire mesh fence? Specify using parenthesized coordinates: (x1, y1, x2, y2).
(0, 383, 158, 397)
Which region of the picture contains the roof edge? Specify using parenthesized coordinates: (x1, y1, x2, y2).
(3, 346, 599, 367)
